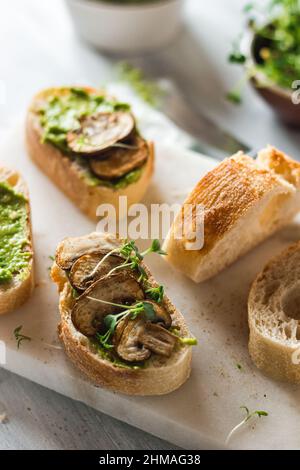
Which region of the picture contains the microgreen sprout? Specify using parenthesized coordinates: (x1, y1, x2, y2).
(90, 239, 166, 284)
(145, 285, 164, 303)
(170, 328, 198, 347)
(140, 239, 167, 257)
(89, 298, 156, 350)
(179, 337, 198, 346)
(227, 0, 300, 102)
(225, 406, 268, 446)
(13, 326, 31, 349)
(117, 62, 164, 107)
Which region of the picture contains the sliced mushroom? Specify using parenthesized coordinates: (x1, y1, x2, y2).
(89, 135, 149, 180)
(139, 323, 177, 358)
(113, 316, 129, 347)
(66, 112, 135, 155)
(71, 270, 144, 337)
(143, 301, 172, 328)
(69, 252, 123, 291)
(115, 318, 151, 362)
(55, 232, 120, 270)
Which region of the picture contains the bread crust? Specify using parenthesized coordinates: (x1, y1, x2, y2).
(25, 87, 154, 221)
(248, 241, 300, 383)
(0, 168, 34, 315)
(51, 235, 192, 395)
(163, 148, 300, 283)
(257, 145, 300, 188)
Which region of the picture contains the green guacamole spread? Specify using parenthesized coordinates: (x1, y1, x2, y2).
(0, 182, 31, 284)
(37, 87, 143, 189)
(95, 341, 144, 370)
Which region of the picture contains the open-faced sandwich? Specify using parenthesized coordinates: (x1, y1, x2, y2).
(51, 232, 195, 395)
(163, 146, 300, 283)
(0, 167, 34, 315)
(26, 87, 154, 220)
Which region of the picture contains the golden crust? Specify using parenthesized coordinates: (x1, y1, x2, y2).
(25, 87, 154, 221)
(0, 168, 34, 315)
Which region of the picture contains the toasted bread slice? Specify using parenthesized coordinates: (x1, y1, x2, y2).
(248, 241, 300, 383)
(0, 168, 34, 315)
(26, 87, 154, 221)
(163, 146, 300, 283)
(51, 232, 192, 396)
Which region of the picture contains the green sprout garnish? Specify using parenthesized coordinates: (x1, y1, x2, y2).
(226, 90, 242, 104)
(228, 35, 246, 65)
(84, 239, 197, 354)
(225, 406, 268, 445)
(145, 285, 164, 303)
(13, 325, 31, 349)
(170, 327, 198, 347)
(89, 239, 166, 284)
(141, 239, 167, 257)
(117, 62, 164, 107)
(91, 299, 156, 350)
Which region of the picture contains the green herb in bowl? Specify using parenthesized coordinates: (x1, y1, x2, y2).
(228, 0, 300, 126)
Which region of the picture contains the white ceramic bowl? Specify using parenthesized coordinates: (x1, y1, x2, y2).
(65, 0, 184, 53)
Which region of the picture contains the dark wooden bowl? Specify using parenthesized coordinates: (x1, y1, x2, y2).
(249, 32, 300, 128)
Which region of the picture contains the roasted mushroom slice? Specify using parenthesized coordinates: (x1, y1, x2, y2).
(144, 301, 172, 329)
(72, 271, 144, 336)
(139, 323, 177, 358)
(89, 136, 149, 180)
(115, 318, 151, 363)
(69, 252, 123, 291)
(66, 112, 135, 155)
(55, 232, 120, 270)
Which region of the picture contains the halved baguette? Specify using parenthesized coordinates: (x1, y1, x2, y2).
(26, 87, 154, 221)
(0, 168, 34, 315)
(163, 146, 300, 283)
(248, 241, 300, 383)
(51, 232, 192, 396)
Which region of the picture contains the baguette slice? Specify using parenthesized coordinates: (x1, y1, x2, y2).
(0, 168, 34, 315)
(163, 146, 300, 283)
(248, 241, 300, 383)
(26, 87, 154, 221)
(51, 232, 192, 396)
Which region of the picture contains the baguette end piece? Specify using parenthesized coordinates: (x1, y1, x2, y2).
(248, 241, 300, 384)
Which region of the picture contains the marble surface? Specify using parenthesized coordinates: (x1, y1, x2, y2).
(1, 128, 300, 450)
(0, 0, 300, 450)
